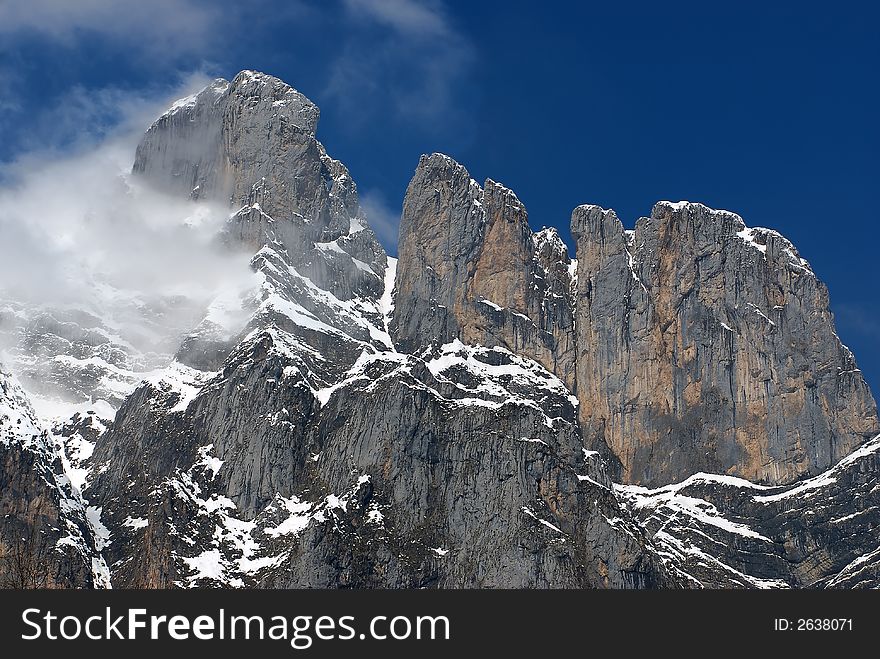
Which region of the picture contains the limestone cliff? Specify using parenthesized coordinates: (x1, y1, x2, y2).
(84, 78, 668, 589)
(572, 201, 877, 486)
(4, 70, 879, 590)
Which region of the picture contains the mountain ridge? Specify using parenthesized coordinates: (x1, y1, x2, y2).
(0, 70, 877, 589)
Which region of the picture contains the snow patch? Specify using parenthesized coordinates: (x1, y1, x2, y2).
(86, 506, 112, 551)
(123, 516, 149, 530)
(146, 361, 217, 413)
(196, 444, 224, 479)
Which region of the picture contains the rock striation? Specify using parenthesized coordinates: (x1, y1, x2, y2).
(616, 432, 880, 588)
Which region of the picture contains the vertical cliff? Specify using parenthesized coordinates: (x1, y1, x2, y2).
(572, 201, 877, 486)
(84, 76, 669, 589)
(391, 153, 576, 388)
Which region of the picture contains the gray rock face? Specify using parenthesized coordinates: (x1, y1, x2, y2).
(392, 154, 576, 388)
(83, 82, 672, 589)
(616, 432, 880, 588)
(133, 71, 365, 259)
(136, 70, 388, 373)
(572, 201, 878, 487)
(89, 334, 672, 588)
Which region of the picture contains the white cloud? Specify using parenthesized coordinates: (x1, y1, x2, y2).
(343, 0, 451, 36)
(0, 0, 221, 59)
(326, 0, 474, 128)
(5, 71, 214, 157)
(0, 76, 256, 357)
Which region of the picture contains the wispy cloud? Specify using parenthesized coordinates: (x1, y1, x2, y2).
(358, 189, 402, 253)
(835, 304, 880, 340)
(326, 0, 474, 129)
(0, 0, 472, 258)
(344, 0, 451, 36)
(0, 0, 222, 59)
(3, 71, 214, 158)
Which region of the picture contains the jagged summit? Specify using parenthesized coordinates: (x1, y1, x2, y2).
(135, 70, 334, 227)
(392, 151, 577, 386)
(394, 151, 877, 488)
(159, 71, 319, 131)
(573, 193, 876, 486)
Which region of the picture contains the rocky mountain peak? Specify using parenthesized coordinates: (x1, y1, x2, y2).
(133, 70, 359, 249)
(229, 69, 320, 135)
(392, 153, 577, 387)
(532, 226, 568, 255)
(573, 198, 877, 486)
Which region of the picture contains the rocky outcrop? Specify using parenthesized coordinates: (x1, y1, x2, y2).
(133, 71, 380, 294)
(0, 367, 107, 588)
(392, 154, 576, 388)
(89, 335, 673, 588)
(616, 432, 880, 588)
(572, 201, 877, 487)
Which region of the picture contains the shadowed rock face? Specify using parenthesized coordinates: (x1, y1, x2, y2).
(89, 337, 672, 588)
(615, 432, 880, 588)
(392, 154, 577, 388)
(572, 201, 877, 487)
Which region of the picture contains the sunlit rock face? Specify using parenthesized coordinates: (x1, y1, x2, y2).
(571, 201, 877, 487)
(391, 153, 577, 389)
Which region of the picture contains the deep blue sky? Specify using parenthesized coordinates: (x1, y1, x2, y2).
(0, 0, 877, 390)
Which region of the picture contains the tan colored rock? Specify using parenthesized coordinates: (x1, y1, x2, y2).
(392, 154, 576, 387)
(572, 201, 878, 486)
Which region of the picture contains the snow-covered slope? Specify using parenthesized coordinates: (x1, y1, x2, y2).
(0, 366, 109, 587)
(617, 434, 880, 588)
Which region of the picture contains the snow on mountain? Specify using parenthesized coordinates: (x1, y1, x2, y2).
(0, 366, 110, 587)
(616, 433, 880, 588)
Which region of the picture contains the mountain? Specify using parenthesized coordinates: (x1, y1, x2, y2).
(1, 70, 878, 589)
(616, 434, 880, 588)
